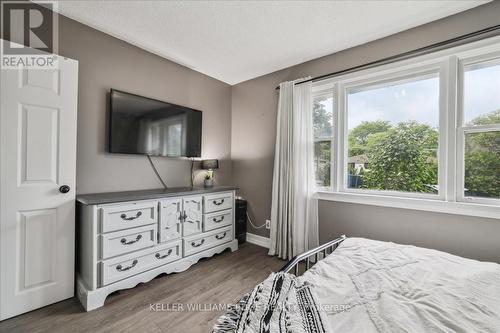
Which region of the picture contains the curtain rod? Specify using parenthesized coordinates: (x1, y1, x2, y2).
(275, 24, 500, 90)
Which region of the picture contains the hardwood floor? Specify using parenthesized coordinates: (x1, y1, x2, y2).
(0, 243, 284, 333)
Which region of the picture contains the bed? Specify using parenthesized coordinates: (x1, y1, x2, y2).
(213, 236, 500, 333)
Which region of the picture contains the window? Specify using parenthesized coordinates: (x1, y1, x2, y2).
(313, 95, 333, 188)
(346, 74, 440, 194)
(311, 37, 500, 218)
(461, 60, 500, 200)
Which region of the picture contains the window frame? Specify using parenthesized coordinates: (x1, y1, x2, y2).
(457, 51, 500, 205)
(341, 64, 445, 200)
(312, 35, 500, 219)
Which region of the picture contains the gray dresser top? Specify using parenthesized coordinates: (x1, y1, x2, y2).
(76, 186, 239, 205)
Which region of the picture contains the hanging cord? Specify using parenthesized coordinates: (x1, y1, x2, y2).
(246, 211, 266, 229)
(146, 155, 168, 189)
(190, 158, 195, 187)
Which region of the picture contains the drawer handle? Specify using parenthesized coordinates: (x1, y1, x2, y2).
(191, 239, 205, 247)
(120, 211, 142, 221)
(121, 234, 142, 245)
(186, 219, 200, 224)
(155, 249, 173, 259)
(190, 200, 199, 204)
(212, 216, 225, 223)
(215, 232, 227, 240)
(116, 259, 138, 272)
(213, 199, 225, 206)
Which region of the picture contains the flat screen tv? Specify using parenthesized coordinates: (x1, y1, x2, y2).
(108, 89, 202, 157)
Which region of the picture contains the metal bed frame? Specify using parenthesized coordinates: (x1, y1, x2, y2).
(280, 235, 347, 276)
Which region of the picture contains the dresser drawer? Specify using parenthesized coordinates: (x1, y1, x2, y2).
(100, 241, 182, 286)
(183, 226, 232, 256)
(203, 209, 232, 231)
(100, 202, 157, 233)
(203, 192, 233, 213)
(100, 224, 157, 260)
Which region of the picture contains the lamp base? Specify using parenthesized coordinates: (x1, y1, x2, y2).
(204, 179, 214, 187)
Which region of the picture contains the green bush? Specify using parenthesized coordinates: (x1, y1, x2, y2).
(360, 121, 438, 193)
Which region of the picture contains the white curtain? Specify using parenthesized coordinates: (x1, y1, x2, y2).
(269, 78, 319, 260)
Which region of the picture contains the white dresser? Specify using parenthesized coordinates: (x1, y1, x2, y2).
(76, 187, 238, 311)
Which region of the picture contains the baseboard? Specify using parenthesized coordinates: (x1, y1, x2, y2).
(246, 233, 270, 248)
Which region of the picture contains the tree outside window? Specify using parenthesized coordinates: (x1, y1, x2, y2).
(346, 74, 440, 194)
(313, 96, 333, 187)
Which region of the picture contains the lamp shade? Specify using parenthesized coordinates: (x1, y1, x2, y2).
(201, 159, 219, 170)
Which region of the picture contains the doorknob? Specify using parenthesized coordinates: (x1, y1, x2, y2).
(59, 185, 70, 193)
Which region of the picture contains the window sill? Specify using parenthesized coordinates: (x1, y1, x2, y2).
(315, 191, 500, 220)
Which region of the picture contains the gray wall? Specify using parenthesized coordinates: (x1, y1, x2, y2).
(318, 201, 500, 262)
(55, 13, 232, 194)
(231, 1, 500, 262)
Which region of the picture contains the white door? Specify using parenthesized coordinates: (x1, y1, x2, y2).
(159, 198, 182, 243)
(182, 196, 202, 236)
(0, 54, 78, 320)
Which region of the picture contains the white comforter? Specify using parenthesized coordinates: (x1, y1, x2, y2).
(299, 238, 500, 333)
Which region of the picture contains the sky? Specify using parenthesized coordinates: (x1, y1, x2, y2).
(464, 63, 500, 124)
(315, 63, 500, 132)
(348, 75, 440, 130)
(347, 63, 500, 130)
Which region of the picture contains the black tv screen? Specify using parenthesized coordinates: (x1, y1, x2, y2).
(108, 89, 202, 157)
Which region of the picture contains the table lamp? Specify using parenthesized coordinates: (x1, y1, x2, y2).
(201, 159, 219, 187)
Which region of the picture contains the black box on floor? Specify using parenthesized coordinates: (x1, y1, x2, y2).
(235, 198, 247, 244)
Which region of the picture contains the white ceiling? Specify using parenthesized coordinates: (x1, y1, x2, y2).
(52, 1, 488, 85)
